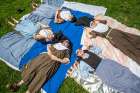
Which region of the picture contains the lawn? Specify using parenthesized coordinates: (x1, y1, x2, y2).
(0, 0, 140, 93)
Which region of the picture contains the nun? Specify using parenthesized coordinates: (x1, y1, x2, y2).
(7, 39, 72, 93)
(74, 48, 140, 93)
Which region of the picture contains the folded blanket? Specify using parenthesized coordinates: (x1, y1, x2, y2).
(0, 32, 36, 69)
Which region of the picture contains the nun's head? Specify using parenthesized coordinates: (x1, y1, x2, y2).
(59, 39, 72, 50)
(37, 28, 54, 41)
(76, 49, 85, 58)
(55, 10, 74, 23)
(91, 23, 109, 33)
(62, 40, 70, 48)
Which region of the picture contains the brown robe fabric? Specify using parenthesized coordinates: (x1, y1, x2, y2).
(21, 45, 70, 93)
(95, 28, 140, 65)
(81, 50, 102, 69)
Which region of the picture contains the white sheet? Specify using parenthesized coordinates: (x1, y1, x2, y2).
(62, 1, 107, 16)
(0, 58, 20, 71)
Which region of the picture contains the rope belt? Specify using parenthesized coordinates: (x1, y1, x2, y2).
(106, 28, 113, 40)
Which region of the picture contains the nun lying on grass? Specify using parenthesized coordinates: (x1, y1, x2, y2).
(8, 17, 64, 42)
(68, 47, 140, 93)
(7, 38, 72, 93)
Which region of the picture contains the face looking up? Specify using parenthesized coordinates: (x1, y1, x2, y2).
(47, 34, 54, 40)
(77, 49, 85, 57)
(62, 40, 70, 48)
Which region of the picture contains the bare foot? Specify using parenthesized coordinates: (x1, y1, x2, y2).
(31, 2, 38, 10)
(17, 80, 24, 86)
(6, 83, 20, 92)
(7, 21, 15, 27)
(11, 17, 18, 24)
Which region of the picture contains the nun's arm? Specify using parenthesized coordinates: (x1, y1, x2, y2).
(54, 10, 60, 23)
(47, 45, 69, 63)
(54, 10, 64, 23)
(33, 34, 46, 40)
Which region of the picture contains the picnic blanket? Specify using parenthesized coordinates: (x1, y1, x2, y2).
(0, 1, 107, 93)
(0, 32, 36, 70)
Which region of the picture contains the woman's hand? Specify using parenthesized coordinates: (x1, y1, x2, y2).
(62, 58, 70, 64)
(33, 34, 45, 40)
(54, 10, 64, 23)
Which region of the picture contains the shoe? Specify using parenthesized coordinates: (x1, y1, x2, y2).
(7, 83, 20, 92)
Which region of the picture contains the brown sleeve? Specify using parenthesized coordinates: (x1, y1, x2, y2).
(50, 45, 70, 59)
(49, 45, 64, 57)
(64, 49, 70, 58)
(49, 45, 58, 54)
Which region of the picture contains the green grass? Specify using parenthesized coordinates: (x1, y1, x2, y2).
(0, 0, 140, 93)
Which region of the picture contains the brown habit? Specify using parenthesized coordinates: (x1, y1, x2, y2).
(96, 28, 140, 65)
(21, 45, 70, 93)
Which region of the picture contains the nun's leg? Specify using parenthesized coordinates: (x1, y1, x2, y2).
(96, 59, 140, 93)
(31, 2, 39, 10)
(11, 17, 19, 24)
(27, 71, 46, 93)
(42, 0, 64, 7)
(7, 21, 15, 27)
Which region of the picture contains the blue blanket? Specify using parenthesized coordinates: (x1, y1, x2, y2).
(19, 10, 92, 93)
(19, 41, 48, 69)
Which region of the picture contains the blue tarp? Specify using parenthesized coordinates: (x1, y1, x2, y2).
(19, 10, 92, 93)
